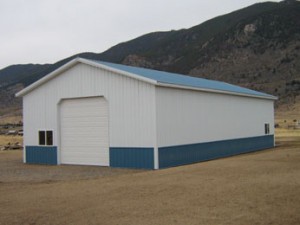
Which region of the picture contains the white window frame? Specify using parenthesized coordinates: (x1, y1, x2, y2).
(38, 130, 54, 146)
(264, 123, 270, 135)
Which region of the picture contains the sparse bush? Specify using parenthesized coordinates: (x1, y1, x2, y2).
(281, 56, 293, 64)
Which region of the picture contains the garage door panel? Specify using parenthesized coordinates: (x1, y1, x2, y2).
(61, 141, 109, 147)
(62, 138, 109, 142)
(62, 151, 109, 157)
(62, 138, 109, 144)
(62, 131, 109, 137)
(62, 140, 109, 144)
(60, 97, 109, 166)
(62, 129, 109, 137)
(62, 100, 106, 108)
(61, 117, 108, 123)
(62, 147, 109, 153)
(62, 151, 109, 158)
(61, 111, 108, 118)
(62, 155, 109, 164)
(62, 159, 108, 166)
(62, 104, 108, 109)
(61, 103, 108, 111)
(61, 125, 108, 130)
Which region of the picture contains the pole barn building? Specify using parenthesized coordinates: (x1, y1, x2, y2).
(16, 58, 277, 169)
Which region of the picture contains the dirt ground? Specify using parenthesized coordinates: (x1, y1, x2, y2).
(0, 130, 299, 225)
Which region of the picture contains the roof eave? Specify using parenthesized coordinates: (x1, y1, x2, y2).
(157, 82, 278, 100)
(15, 57, 277, 101)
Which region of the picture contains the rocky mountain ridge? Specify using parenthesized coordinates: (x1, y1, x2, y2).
(0, 0, 299, 120)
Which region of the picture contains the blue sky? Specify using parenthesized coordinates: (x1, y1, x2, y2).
(0, 0, 280, 69)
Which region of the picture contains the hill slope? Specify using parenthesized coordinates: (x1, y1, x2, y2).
(0, 0, 299, 121)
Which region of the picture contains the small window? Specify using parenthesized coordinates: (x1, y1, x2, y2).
(265, 123, 270, 135)
(46, 131, 53, 145)
(39, 131, 46, 145)
(39, 130, 53, 146)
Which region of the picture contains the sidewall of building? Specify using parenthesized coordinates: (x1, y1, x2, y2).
(155, 86, 275, 168)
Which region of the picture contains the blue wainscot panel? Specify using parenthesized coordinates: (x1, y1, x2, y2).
(26, 146, 57, 165)
(110, 147, 154, 169)
(159, 135, 274, 169)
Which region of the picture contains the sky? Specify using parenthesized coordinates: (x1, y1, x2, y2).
(0, 0, 281, 70)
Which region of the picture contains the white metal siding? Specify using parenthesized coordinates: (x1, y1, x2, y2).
(22, 63, 156, 164)
(60, 97, 109, 166)
(156, 87, 274, 147)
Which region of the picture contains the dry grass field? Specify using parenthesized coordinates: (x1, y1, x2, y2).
(0, 114, 22, 125)
(0, 129, 299, 225)
(0, 135, 22, 147)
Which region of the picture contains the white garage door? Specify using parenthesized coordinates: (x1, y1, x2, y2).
(60, 97, 109, 166)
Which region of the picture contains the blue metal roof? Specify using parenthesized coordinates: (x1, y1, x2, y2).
(93, 60, 275, 99)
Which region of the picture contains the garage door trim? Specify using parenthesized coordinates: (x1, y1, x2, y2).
(58, 96, 109, 166)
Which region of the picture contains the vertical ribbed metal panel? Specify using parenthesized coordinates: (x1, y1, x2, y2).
(110, 147, 154, 169)
(159, 135, 274, 168)
(156, 87, 275, 148)
(26, 146, 57, 165)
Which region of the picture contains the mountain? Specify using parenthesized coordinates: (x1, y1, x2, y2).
(0, 0, 300, 121)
